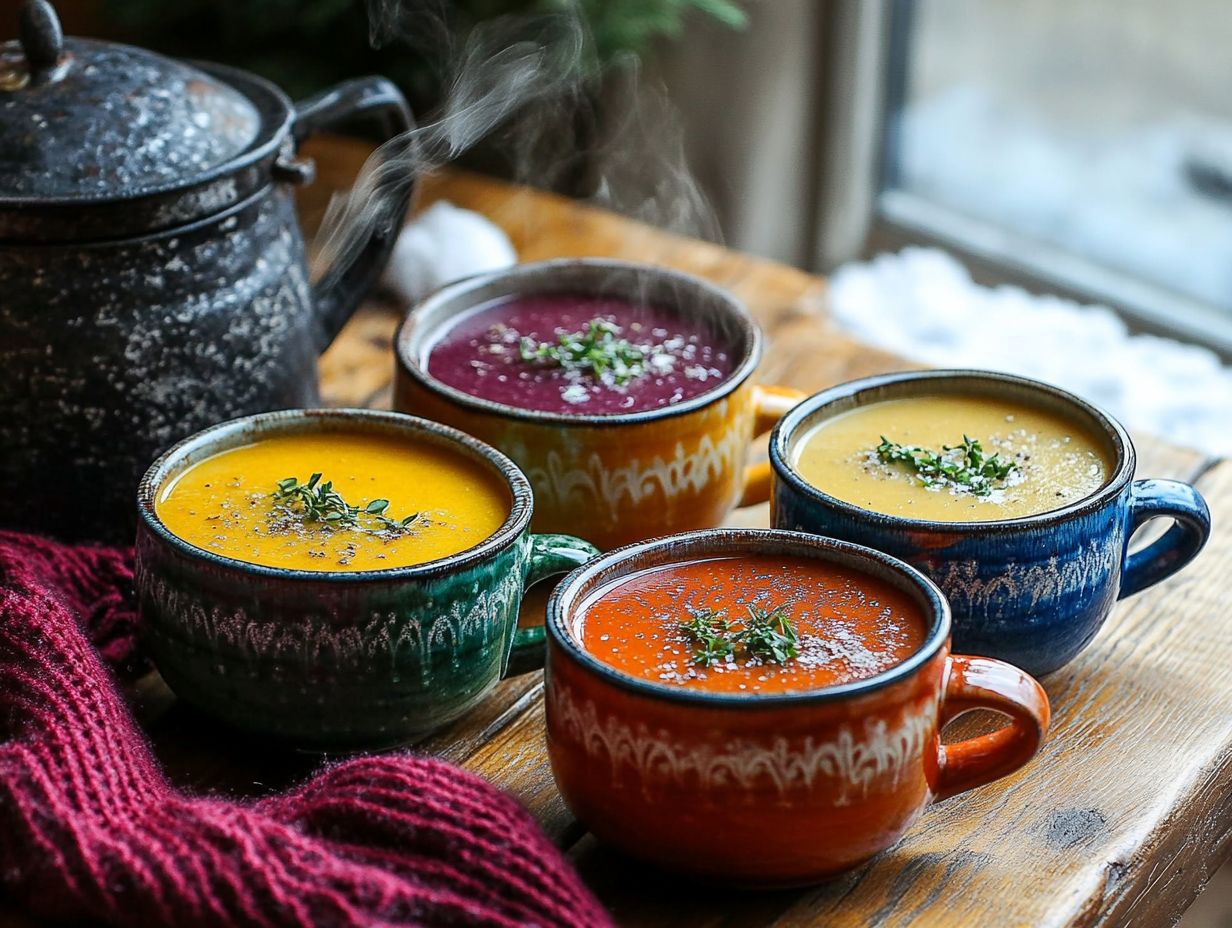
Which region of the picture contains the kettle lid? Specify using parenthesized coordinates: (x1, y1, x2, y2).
(0, 0, 264, 202)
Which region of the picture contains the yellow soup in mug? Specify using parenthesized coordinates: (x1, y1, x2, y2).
(792, 395, 1112, 522)
(156, 431, 511, 571)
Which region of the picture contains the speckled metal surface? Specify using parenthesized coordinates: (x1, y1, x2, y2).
(0, 61, 291, 243)
(0, 5, 415, 543)
(0, 38, 259, 199)
(0, 187, 318, 542)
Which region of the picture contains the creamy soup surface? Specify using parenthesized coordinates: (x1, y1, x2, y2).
(792, 395, 1112, 522)
(577, 554, 927, 695)
(426, 293, 737, 415)
(156, 431, 511, 572)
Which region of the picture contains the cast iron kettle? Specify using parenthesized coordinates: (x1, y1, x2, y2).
(0, 1, 414, 541)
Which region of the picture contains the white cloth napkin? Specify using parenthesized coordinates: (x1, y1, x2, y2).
(381, 201, 517, 304)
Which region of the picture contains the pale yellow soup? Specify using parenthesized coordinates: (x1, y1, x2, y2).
(156, 431, 511, 571)
(791, 395, 1112, 522)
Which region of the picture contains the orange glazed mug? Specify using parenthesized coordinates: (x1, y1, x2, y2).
(544, 529, 1051, 885)
(393, 259, 804, 550)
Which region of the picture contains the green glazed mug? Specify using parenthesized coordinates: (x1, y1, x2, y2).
(134, 408, 598, 748)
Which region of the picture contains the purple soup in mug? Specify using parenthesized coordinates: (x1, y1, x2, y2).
(425, 292, 738, 416)
(395, 259, 806, 551)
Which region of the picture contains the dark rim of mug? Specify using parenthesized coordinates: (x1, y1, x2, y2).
(394, 258, 764, 427)
(135, 408, 534, 583)
(546, 528, 952, 708)
(769, 369, 1137, 533)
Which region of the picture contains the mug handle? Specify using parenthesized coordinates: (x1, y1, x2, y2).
(932, 655, 1050, 802)
(506, 534, 600, 677)
(291, 76, 415, 353)
(738, 385, 808, 507)
(1118, 479, 1211, 600)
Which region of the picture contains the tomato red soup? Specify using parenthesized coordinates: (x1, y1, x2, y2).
(577, 554, 928, 695)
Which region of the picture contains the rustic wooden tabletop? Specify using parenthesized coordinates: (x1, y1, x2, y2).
(4, 136, 1228, 927)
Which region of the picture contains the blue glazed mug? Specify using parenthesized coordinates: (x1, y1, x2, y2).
(769, 370, 1212, 675)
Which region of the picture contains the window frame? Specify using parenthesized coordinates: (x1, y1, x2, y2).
(814, 0, 1232, 358)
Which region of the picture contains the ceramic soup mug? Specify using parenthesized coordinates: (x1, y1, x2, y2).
(135, 408, 598, 748)
(544, 528, 1050, 885)
(769, 370, 1212, 676)
(393, 258, 804, 550)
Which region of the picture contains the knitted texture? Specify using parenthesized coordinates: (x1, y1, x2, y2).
(0, 531, 611, 927)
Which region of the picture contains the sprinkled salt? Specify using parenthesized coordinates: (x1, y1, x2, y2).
(561, 384, 590, 405)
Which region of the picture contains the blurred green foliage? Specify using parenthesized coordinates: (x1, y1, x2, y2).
(104, 0, 746, 105)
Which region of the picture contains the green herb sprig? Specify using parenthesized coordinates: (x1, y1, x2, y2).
(518, 318, 651, 386)
(875, 435, 1017, 497)
(681, 608, 735, 664)
(738, 603, 800, 663)
(680, 602, 799, 666)
(272, 473, 422, 535)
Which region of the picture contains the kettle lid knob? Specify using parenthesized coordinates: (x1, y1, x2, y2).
(19, 0, 65, 81)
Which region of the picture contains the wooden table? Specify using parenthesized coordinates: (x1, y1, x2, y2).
(6, 137, 1229, 927)
(312, 139, 1232, 927)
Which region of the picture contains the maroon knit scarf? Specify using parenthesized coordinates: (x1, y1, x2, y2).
(0, 532, 611, 927)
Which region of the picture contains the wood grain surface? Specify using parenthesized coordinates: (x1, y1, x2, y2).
(2, 136, 1225, 928)
(311, 137, 1230, 928)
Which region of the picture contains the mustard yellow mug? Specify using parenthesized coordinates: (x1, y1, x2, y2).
(394, 259, 803, 550)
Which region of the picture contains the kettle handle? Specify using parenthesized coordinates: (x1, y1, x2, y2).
(292, 76, 414, 353)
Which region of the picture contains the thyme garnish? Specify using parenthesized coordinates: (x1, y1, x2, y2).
(875, 435, 1017, 497)
(738, 603, 800, 663)
(681, 602, 799, 666)
(518, 318, 651, 386)
(271, 473, 422, 536)
(681, 608, 735, 665)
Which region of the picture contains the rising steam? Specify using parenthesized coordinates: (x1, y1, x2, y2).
(311, 1, 719, 287)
